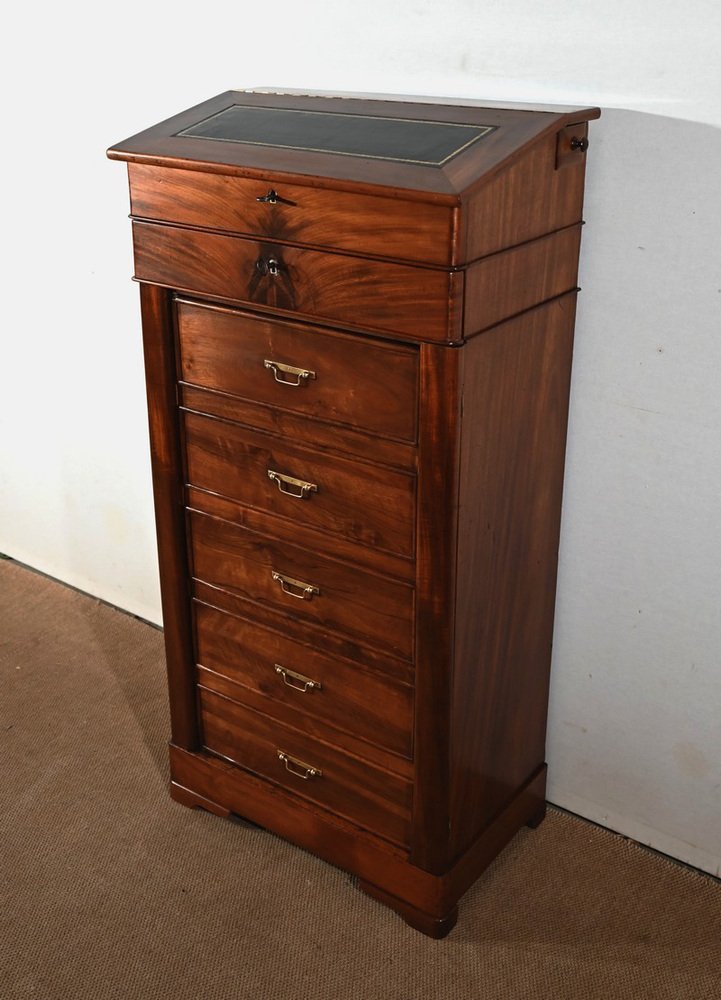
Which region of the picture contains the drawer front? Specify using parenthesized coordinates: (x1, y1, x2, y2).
(128, 163, 455, 266)
(176, 299, 419, 443)
(182, 411, 416, 558)
(194, 602, 413, 758)
(188, 510, 414, 660)
(199, 687, 412, 846)
(133, 221, 459, 343)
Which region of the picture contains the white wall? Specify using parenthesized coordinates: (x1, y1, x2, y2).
(2, 1, 719, 874)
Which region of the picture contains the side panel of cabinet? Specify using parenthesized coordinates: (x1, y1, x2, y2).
(459, 132, 588, 261)
(448, 292, 578, 858)
(138, 284, 198, 749)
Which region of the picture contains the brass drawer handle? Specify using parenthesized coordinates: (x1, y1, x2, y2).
(277, 750, 322, 780)
(264, 359, 316, 386)
(267, 469, 318, 499)
(275, 664, 322, 693)
(271, 571, 320, 601)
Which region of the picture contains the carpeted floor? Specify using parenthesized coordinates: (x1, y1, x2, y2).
(1, 558, 720, 1000)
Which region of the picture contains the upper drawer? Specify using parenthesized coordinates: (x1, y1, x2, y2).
(176, 300, 419, 443)
(128, 163, 456, 266)
(133, 221, 461, 344)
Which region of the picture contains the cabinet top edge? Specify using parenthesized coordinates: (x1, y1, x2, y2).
(240, 86, 602, 119)
(107, 90, 600, 200)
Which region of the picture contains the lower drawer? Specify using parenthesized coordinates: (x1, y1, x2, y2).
(194, 601, 414, 758)
(199, 687, 413, 846)
(187, 509, 415, 660)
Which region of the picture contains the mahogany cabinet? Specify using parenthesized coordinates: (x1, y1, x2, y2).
(108, 90, 599, 937)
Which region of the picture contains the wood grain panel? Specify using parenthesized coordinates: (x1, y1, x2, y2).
(134, 222, 460, 343)
(198, 687, 413, 846)
(128, 163, 455, 265)
(179, 383, 417, 473)
(192, 579, 414, 685)
(194, 601, 413, 759)
(186, 487, 414, 585)
(175, 300, 419, 443)
(182, 411, 415, 558)
(187, 510, 415, 660)
(460, 132, 587, 260)
(463, 225, 582, 337)
(448, 293, 577, 858)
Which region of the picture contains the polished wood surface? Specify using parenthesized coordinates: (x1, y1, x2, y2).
(194, 600, 414, 758)
(463, 224, 582, 336)
(461, 131, 587, 260)
(192, 577, 415, 686)
(179, 384, 417, 474)
(129, 163, 456, 265)
(186, 485, 415, 585)
(410, 342, 462, 874)
(187, 510, 415, 660)
(110, 90, 597, 937)
(182, 410, 416, 557)
(198, 687, 413, 846)
(176, 299, 419, 443)
(449, 294, 577, 858)
(133, 221, 460, 342)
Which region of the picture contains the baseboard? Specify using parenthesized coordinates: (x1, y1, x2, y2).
(550, 791, 721, 879)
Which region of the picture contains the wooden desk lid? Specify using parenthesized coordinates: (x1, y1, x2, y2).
(108, 90, 600, 201)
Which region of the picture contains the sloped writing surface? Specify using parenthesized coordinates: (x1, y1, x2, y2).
(178, 104, 495, 166)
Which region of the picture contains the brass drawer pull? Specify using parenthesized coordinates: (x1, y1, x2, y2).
(277, 750, 322, 780)
(267, 469, 318, 499)
(275, 664, 321, 693)
(271, 571, 320, 601)
(264, 359, 316, 386)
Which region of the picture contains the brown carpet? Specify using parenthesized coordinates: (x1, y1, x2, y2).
(1, 558, 720, 1000)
